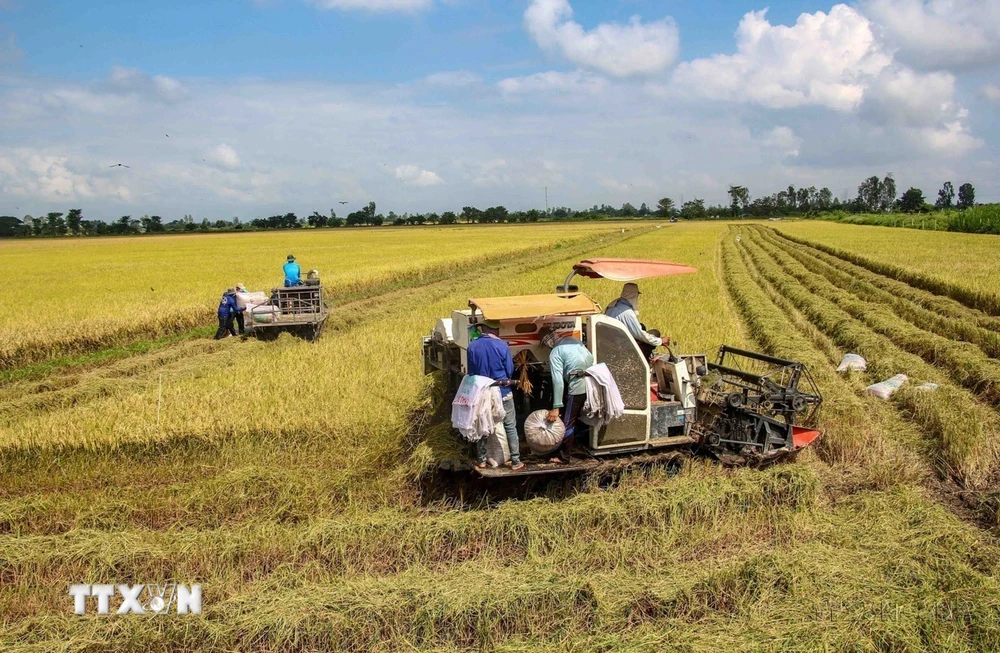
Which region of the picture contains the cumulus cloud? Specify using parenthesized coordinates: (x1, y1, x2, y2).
(108, 65, 188, 103)
(984, 84, 1000, 103)
(308, 0, 432, 11)
(207, 144, 241, 170)
(497, 70, 606, 96)
(760, 127, 802, 157)
(422, 71, 482, 87)
(861, 0, 1000, 70)
(524, 0, 679, 77)
(0, 148, 132, 203)
(394, 164, 443, 186)
(674, 6, 891, 111)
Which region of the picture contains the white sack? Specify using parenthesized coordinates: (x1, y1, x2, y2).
(836, 353, 867, 373)
(523, 409, 565, 455)
(486, 421, 511, 467)
(236, 291, 268, 309)
(866, 374, 908, 400)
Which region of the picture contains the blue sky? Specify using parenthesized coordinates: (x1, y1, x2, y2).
(0, 0, 998, 219)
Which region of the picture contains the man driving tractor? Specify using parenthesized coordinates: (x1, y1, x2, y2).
(605, 282, 666, 360)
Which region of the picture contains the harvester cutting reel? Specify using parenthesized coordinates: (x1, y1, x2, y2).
(693, 346, 823, 465)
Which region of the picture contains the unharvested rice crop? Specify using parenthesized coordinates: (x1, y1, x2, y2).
(3, 221, 1000, 651)
(0, 222, 618, 370)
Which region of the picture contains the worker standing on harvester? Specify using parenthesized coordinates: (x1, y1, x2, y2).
(467, 320, 524, 471)
(606, 282, 664, 360)
(283, 254, 302, 287)
(539, 326, 594, 464)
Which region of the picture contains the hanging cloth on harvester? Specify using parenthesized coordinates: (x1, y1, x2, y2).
(581, 363, 625, 432)
(451, 375, 505, 442)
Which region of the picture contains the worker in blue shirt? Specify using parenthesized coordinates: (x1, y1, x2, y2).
(283, 254, 302, 287)
(466, 319, 524, 470)
(214, 288, 238, 339)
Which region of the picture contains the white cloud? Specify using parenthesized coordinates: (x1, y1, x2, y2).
(394, 164, 443, 186)
(497, 70, 606, 96)
(524, 0, 679, 77)
(207, 144, 242, 170)
(861, 0, 1000, 69)
(673, 6, 891, 111)
(108, 65, 188, 103)
(760, 127, 802, 157)
(308, 0, 432, 11)
(0, 148, 132, 203)
(983, 83, 1000, 103)
(422, 71, 482, 87)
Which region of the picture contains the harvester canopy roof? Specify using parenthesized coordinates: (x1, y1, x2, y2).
(470, 293, 601, 321)
(572, 258, 698, 281)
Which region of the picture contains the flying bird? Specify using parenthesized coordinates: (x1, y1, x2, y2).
(165, 134, 169, 138)
(338, 201, 349, 204)
(109, 163, 130, 168)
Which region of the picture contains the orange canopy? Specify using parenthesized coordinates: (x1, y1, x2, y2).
(470, 293, 601, 321)
(572, 258, 698, 281)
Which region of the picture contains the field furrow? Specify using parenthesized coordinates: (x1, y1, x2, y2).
(774, 226, 1000, 317)
(752, 228, 1000, 405)
(735, 227, 1000, 489)
(756, 227, 1000, 357)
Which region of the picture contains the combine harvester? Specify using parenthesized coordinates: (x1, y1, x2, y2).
(423, 258, 823, 478)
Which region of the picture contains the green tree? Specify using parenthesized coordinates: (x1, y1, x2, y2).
(817, 187, 833, 211)
(655, 197, 675, 217)
(461, 206, 481, 223)
(679, 199, 706, 220)
(935, 181, 955, 209)
(856, 176, 882, 213)
(440, 211, 457, 224)
(66, 208, 82, 235)
(958, 183, 975, 209)
(727, 185, 749, 216)
(0, 216, 21, 238)
(44, 212, 66, 235)
(899, 187, 927, 213)
(879, 174, 896, 212)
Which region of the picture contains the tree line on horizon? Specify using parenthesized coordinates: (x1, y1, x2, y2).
(0, 176, 981, 238)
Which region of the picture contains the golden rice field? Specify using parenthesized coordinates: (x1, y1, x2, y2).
(3, 220, 1000, 651)
(0, 222, 617, 370)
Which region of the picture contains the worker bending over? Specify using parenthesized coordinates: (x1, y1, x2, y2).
(606, 282, 665, 360)
(467, 320, 524, 471)
(215, 288, 238, 339)
(283, 254, 302, 287)
(540, 326, 594, 464)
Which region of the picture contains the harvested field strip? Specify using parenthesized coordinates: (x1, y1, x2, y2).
(756, 227, 1000, 357)
(767, 228, 1000, 332)
(752, 229, 1000, 406)
(722, 233, 925, 482)
(776, 228, 1000, 317)
(3, 486, 998, 652)
(0, 465, 815, 588)
(737, 229, 1000, 489)
(0, 225, 625, 372)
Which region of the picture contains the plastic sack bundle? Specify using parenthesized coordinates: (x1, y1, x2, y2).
(486, 421, 511, 468)
(836, 353, 867, 373)
(866, 374, 908, 400)
(914, 382, 939, 392)
(236, 291, 269, 310)
(523, 409, 566, 455)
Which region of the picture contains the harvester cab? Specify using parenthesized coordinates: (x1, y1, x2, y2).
(422, 258, 822, 477)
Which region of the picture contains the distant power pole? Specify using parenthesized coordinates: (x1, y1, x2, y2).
(545, 186, 549, 214)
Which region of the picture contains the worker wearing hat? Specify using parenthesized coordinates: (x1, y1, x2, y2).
(283, 254, 302, 287)
(233, 283, 249, 335)
(466, 319, 524, 471)
(214, 287, 239, 339)
(605, 282, 665, 360)
(539, 325, 594, 464)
